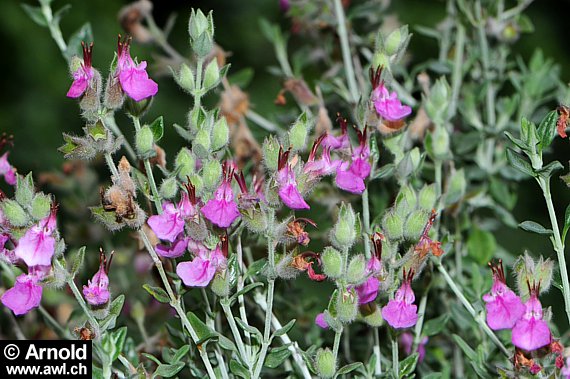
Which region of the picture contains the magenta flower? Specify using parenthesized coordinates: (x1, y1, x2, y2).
(276, 147, 310, 210)
(83, 250, 112, 306)
(322, 116, 350, 150)
(400, 332, 428, 363)
(155, 237, 189, 259)
(372, 83, 412, 122)
(511, 287, 551, 351)
(0, 152, 16, 186)
(67, 42, 95, 98)
(355, 234, 384, 304)
(1, 273, 43, 315)
(148, 202, 185, 242)
(201, 163, 240, 228)
(116, 36, 158, 102)
(177, 239, 227, 287)
(562, 357, 570, 378)
(382, 269, 418, 329)
(14, 209, 57, 267)
(315, 313, 329, 329)
(304, 135, 341, 179)
(335, 127, 370, 195)
(335, 164, 366, 194)
(356, 277, 380, 304)
(482, 260, 525, 330)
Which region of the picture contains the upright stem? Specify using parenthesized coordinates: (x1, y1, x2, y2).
(333, 0, 359, 103)
(193, 58, 204, 111)
(362, 188, 371, 258)
(435, 259, 510, 356)
(391, 337, 399, 378)
(132, 116, 162, 214)
(220, 299, 252, 371)
(412, 291, 428, 353)
(538, 177, 570, 325)
(373, 328, 382, 375)
(104, 115, 138, 163)
(332, 328, 343, 361)
(67, 274, 100, 331)
(40, 2, 67, 57)
(236, 235, 252, 357)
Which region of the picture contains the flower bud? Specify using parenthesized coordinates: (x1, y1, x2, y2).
(404, 209, 430, 242)
(192, 128, 211, 158)
(445, 169, 466, 205)
(396, 185, 417, 212)
(361, 305, 384, 327)
(203, 59, 220, 89)
(315, 348, 336, 379)
(347, 254, 367, 285)
(288, 113, 310, 151)
(337, 289, 358, 323)
(103, 76, 125, 110)
(431, 127, 450, 160)
(385, 27, 405, 56)
(175, 148, 196, 181)
(535, 257, 554, 293)
(175, 63, 195, 92)
(31, 194, 51, 221)
(135, 125, 155, 158)
(409, 147, 421, 170)
(159, 177, 178, 199)
(193, 32, 214, 57)
(382, 211, 404, 241)
(332, 203, 356, 250)
(425, 77, 450, 125)
(211, 117, 229, 151)
(418, 184, 437, 210)
(240, 207, 268, 233)
(372, 52, 390, 71)
(202, 160, 222, 190)
(322, 247, 343, 279)
(1, 199, 29, 227)
(188, 9, 210, 41)
(210, 273, 230, 297)
(262, 136, 280, 172)
(188, 173, 204, 195)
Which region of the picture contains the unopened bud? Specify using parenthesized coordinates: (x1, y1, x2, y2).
(288, 113, 310, 151)
(192, 128, 211, 158)
(69, 56, 83, 76)
(418, 184, 437, 210)
(385, 28, 403, 56)
(431, 127, 450, 159)
(210, 273, 230, 297)
(315, 348, 336, 379)
(188, 9, 209, 40)
(337, 289, 358, 323)
(202, 160, 222, 190)
(175, 148, 196, 181)
(262, 136, 280, 171)
(404, 209, 430, 242)
(203, 59, 220, 89)
(135, 125, 155, 158)
(1, 199, 29, 227)
(382, 211, 404, 241)
(536, 257, 554, 294)
(396, 185, 417, 212)
(445, 169, 466, 205)
(322, 247, 343, 279)
(425, 77, 450, 125)
(31, 194, 51, 221)
(159, 177, 178, 199)
(175, 63, 195, 92)
(211, 117, 229, 151)
(347, 254, 367, 285)
(332, 203, 356, 250)
(372, 52, 390, 71)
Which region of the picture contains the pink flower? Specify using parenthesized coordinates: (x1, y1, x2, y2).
(356, 277, 380, 304)
(322, 116, 350, 150)
(201, 164, 240, 228)
(148, 202, 185, 242)
(83, 250, 112, 306)
(304, 135, 341, 179)
(335, 163, 366, 194)
(511, 288, 551, 351)
(334, 127, 370, 195)
(315, 313, 329, 329)
(67, 42, 95, 98)
(14, 210, 57, 267)
(382, 269, 418, 329)
(372, 83, 412, 122)
(1, 273, 43, 315)
(400, 332, 428, 363)
(355, 234, 384, 304)
(177, 239, 227, 287)
(116, 36, 158, 102)
(483, 260, 525, 330)
(155, 237, 189, 259)
(276, 147, 310, 210)
(0, 152, 16, 186)
(561, 357, 570, 378)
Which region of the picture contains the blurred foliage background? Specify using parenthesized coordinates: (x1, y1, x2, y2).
(2, 0, 570, 336)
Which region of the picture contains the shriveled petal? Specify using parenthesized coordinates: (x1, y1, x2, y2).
(1, 274, 42, 315)
(484, 290, 525, 330)
(512, 318, 551, 351)
(201, 199, 240, 228)
(278, 184, 310, 210)
(355, 277, 380, 305)
(335, 167, 365, 194)
(14, 227, 55, 267)
(119, 64, 158, 101)
(177, 257, 217, 287)
(381, 300, 418, 329)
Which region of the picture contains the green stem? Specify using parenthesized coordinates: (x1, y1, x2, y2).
(221, 299, 252, 371)
(373, 328, 382, 375)
(132, 116, 162, 214)
(40, 1, 67, 57)
(201, 290, 229, 379)
(362, 188, 371, 258)
(138, 230, 217, 378)
(391, 337, 399, 378)
(332, 327, 343, 364)
(412, 291, 428, 353)
(538, 177, 570, 325)
(104, 115, 138, 163)
(193, 57, 204, 111)
(246, 110, 280, 132)
(435, 259, 510, 356)
(333, 0, 359, 103)
(253, 279, 275, 378)
(236, 235, 252, 358)
(66, 274, 100, 330)
(105, 153, 119, 178)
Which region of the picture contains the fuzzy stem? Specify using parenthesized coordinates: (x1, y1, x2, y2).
(105, 153, 119, 178)
(40, 1, 67, 58)
(412, 291, 428, 353)
(138, 230, 217, 378)
(202, 290, 229, 379)
(538, 177, 570, 325)
(391, 337, 399, 377)
(220, 299, 252, 371)
(332, 327, 343, 365)
(66, 274, 100, 331)
(236, 235, 252, 358)
(193, 57, 204, 111)
(246, 110, 280, 132)
(104, 115, 138, 163)
(435, 259, 510, 356)
(132, 116, 163, 214)
(333, 0, 359, 103)
(373, 328, 382, 375)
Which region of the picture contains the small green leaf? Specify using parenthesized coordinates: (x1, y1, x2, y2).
(229, 282, 264, 305)
(229, 360, 249, 379)
(100, 295, 125, 330)
(186, 311, 217, 343)
(452, 334, 477, 361)
(102, 326, 127, 362)
(467, 228, 496, 265)
(336, 362, 363, 376)
(537, 160, 564, 179)
(506, 148, 534, 177)
(65, 23, 93, 61)
(245, 258, 267, 279)
(70, 246, 86, 277)
(373, 163, 395, 180)
(149, 116, 164, 142)
(21, 4, 48, 27)
(142, 353, 162, 365)
(154, 362, 185, 378)
(217, 334, 237, 352)
(142, 284, 170, 303)
(399, 353, 419, 377)
(518, 221, 553, 235)
(170, 345, 190, 363)
(265, 347, 291, 369)
(272, 319, 296, 339)
(422, 313, 450, 336)
(235, 317, 262, 340)
(537, 110, 559, 152)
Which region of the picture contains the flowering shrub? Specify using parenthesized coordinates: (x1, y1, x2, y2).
(3, 0, 570, 378)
